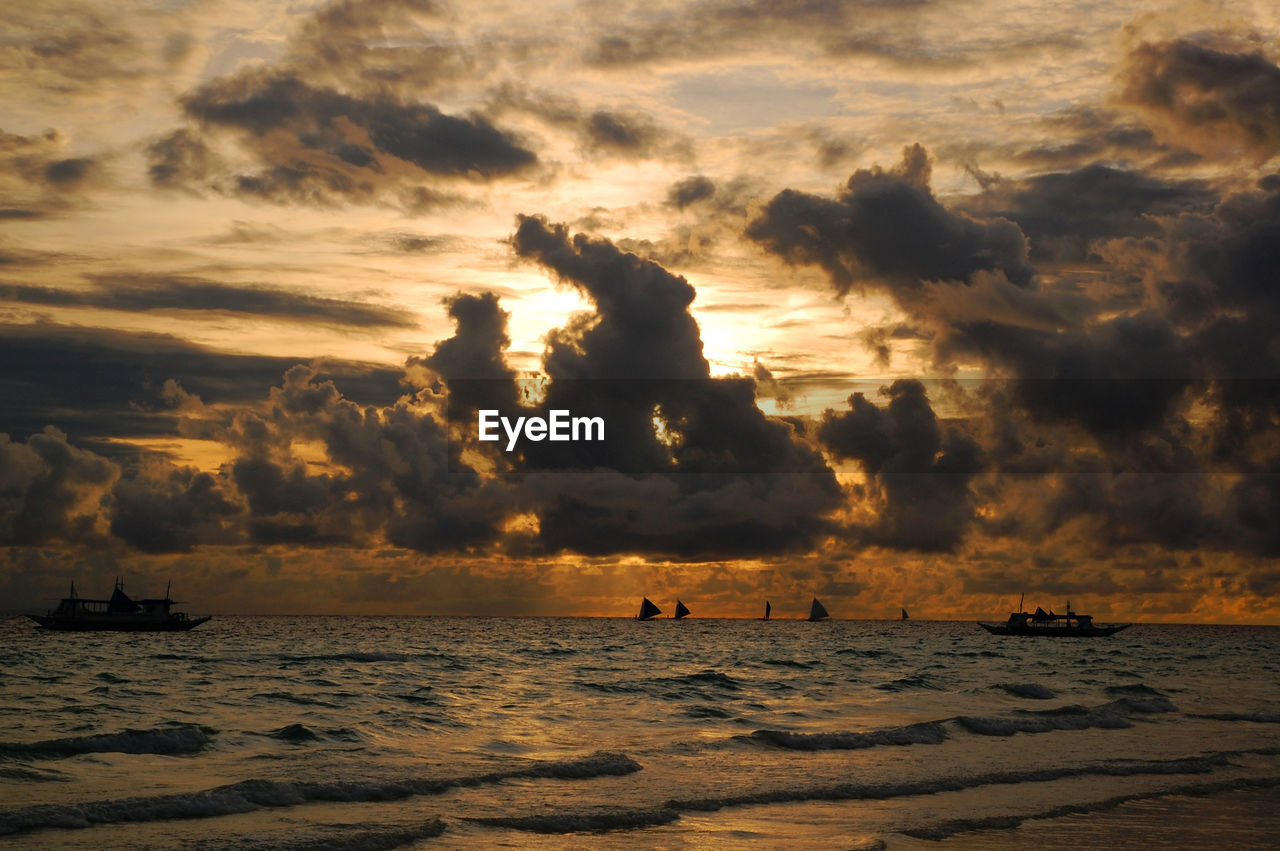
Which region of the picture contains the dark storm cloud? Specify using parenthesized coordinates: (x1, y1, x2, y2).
(0, 274, 417, 328)
(109, 465, 239, 554)
(748, 145, 1033, 296)
(667, 176, 717, 208)
(222, 365, 508, 552)
(1010, 107, 1201, 171)
(959, 164, 1217, 263)
(819, 380, 984, 552)
(183, 70, 535, 177)
(421, 292, 519, 421)
(943, 313, 1193, 437)
(508, 216, 842, 557)
(1120, 38, 1280, 156)
(0, 428, 116, 546)
(160, 68, 534, 208)
(0, 322, 404, 443)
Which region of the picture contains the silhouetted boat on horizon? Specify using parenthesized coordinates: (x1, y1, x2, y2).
(636, 597, 662, 620)
(28, 579, 210, 632)
(808, 597, 830, 621)
(979, 601, 1129, 637)
(901, 607, 909, 620)
(763, 600, 771, 620)
(673, 600, 690, 619)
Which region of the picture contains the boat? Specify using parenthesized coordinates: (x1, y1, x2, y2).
(28, 579, 210, 632)
(673, 600, 691, 620)
(901, 607, 909, 621)
(636, 597, 662, 620)
(763, 600, 771, 620)
(808, 597, 830, 622)
(978, 601, 1129, 637)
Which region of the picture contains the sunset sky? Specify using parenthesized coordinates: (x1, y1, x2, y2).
(3, 0, 1279, 621)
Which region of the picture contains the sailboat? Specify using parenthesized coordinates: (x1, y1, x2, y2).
(673, 600, 690, 619)
(636, 597, 662, 620)
(901, 607, 909, 621)
(808, 597, 830, 622)
(763, 600, 771, 620)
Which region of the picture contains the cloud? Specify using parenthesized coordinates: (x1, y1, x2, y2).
(0, 427, 116, 546)
(0, 127, 107, 218)
(748, 144, 1034, 296)
(1120, 38, 1280, 158)
(110, 463, 239, 553)
(819, 380, 984, 551)
(0, 274, 417, 328)
(509, 215, 842, 556)
(484, 83, 690, 160)
(959, 164, 1217, 263)
(0, 322, 405, 443)
(159, 68, 536, 209)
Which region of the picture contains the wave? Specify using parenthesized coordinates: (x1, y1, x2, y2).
(956, 696, 1176, 736)
(902, 775, 1280, 841)
(265, 723, 319, 742)
(0, 751, 641, 838)
(660, 671, 742, 691)
(743, 722, 947, 751)
(0, 723, 213, 760)
(1104, 683, 1167, 697)
(874, 674, 943, 692)
(996, 683, 1056, 700)
(463, 752, 1237, 836)
(666, 753, 1230, 812)
(219, 819, 447, 850)
(0, 765, 68, 783)
(468, 808, 680, 834)
(1190, 712, 1280, 724)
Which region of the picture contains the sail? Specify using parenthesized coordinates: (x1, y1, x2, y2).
(674, 600, 690, 619)
(637, 597, 662, 620)
(901, 607, 909, 620)
(764, 601, 771, 620)
(808, 597, 829, 621)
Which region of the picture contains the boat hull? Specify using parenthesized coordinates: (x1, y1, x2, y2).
(977, 622, 1129, 637)
(28, 614, 211, 632)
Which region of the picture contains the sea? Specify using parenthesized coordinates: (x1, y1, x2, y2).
(2, 616, 1279, 849)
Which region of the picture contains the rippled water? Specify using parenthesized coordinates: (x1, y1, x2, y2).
(2, 616, 1279, 847)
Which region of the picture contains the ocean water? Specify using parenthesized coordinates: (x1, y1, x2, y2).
(2, 616, 1279, 848)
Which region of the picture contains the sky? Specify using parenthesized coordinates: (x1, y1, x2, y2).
(2, 0, 1279, 621)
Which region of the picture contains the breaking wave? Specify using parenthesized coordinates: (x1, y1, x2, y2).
(902, 775, 1280, 841)
(0, 751, 641, 837)
(743, 722, 947, 751)
(468, 808, 680, 833)
(956, 696, 1176, 736)
(0, 724, 213, 760)
(666, 753, 1229, 812)
(1190, 712, 1280, 724)
(996, 683, 1056, 700)
(208, 820, 448, 850)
